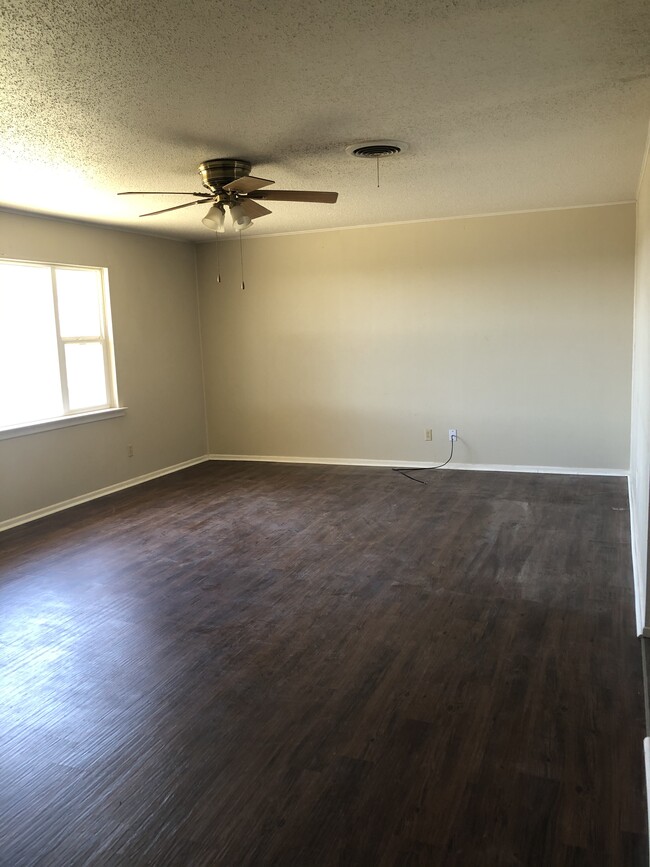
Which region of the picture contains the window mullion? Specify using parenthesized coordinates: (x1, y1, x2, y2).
(99, 270, 116, 406)
(50, 267, 70, 414)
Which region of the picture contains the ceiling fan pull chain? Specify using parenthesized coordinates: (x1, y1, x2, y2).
(214, 233, 221, 284)
(239, 231, 245, 291)
(376, 155, 380, 188)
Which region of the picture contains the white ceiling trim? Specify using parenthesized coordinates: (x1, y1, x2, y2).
(206, 199, 636, 243)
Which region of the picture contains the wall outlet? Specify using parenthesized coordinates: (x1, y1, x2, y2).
(127, 444, 134, 457)
(448, 429, 458, 441)
(425, 429, 433, 441)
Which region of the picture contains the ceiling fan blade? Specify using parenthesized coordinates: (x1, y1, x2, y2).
(238, 199, 272, 219)
(223, 175, 275, 194)
(249, 190, 338, 203)
(139, 199, 213, 217)
(119, 191, 212, 196)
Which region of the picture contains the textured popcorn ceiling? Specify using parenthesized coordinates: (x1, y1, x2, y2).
(1, 0, 649, 240)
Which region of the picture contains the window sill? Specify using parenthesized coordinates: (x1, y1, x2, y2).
(0, 407, 127, 441)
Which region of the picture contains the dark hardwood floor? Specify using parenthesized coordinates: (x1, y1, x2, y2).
(0, 462, 646, 866)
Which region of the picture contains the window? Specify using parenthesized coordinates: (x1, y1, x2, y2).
(0, 259, 119, 430)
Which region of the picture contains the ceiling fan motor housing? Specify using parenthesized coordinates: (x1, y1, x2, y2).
(199, 158, 252, 193)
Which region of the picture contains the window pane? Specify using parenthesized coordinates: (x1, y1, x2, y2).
(55, 268, 103, 338)
(64, 343, 108, 410)
(0, 263, 63, 426)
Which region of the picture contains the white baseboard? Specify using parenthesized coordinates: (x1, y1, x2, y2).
(208, 453, 628, 477)
(1, 452, 630, 535)
(629, 477, 646, 637)
(437, 461, 627, 477)
(645, 738, 650, 865)
(0, 455, 209, 533)
(210, 453, 435, 468)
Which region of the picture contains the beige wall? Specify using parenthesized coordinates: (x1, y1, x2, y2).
(0, 202, 637, 527)
(0, 212, 207, 524)
(630, 146, 650, 634)
(197, 204, 635, 469)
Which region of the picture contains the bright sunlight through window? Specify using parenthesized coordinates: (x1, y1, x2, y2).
(0, 260, 118, 429)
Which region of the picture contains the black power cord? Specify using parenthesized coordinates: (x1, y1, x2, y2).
(392, 436, 455, 484)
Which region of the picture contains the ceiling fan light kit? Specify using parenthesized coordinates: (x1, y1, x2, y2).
(119, 157, 339, 233)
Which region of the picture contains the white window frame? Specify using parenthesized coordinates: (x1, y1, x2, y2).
(0, 258, 124, 439)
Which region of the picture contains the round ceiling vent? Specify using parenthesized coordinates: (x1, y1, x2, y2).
(345, 140, 408, 158)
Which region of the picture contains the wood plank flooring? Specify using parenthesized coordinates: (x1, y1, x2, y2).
(0, 462, 646, 865)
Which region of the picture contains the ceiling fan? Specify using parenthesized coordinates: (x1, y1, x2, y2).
(118, 158, 339, 232)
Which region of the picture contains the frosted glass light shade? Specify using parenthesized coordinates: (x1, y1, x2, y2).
(202, 204, 225, 232)
(229, 204, 252, 231)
